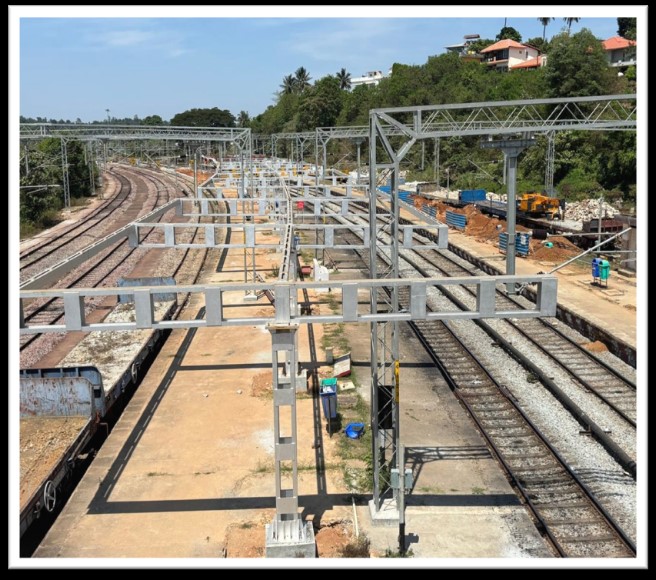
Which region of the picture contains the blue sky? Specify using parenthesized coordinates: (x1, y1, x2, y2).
(16, 7, 638, 123)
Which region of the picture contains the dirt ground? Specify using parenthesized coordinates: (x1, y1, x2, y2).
(414, 197, 582, 264)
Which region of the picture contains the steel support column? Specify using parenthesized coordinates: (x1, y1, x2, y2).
(369, 115, 408, 513)
(481, 138, 536, 293)
(355, 137, 365, 185)
(264, 323, 315, 556)
(545, 131, 555, 196)
(60, 138, 70, 208)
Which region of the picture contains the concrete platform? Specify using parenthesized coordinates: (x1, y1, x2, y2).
(446, 230, 637, 349)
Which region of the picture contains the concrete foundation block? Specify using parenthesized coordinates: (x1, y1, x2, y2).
(368, 498, 400, 527)
(265, 520, 316, 558)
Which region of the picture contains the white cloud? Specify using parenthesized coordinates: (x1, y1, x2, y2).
(287, 18, 407, 67)
(99, 29, 156, 47)
(88, 23, 192, 58)
(168, 47, 190, 58)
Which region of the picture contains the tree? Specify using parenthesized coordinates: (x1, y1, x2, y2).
(65, 140, 93, 198)
(564, 18, 580, 34)
(143, 115, 164, 125)
(495, 26, 522, 42)
(20, 137, 94, 229)
(336, 68, 351, 90)
(617, 17, 636, 40)
(545, 29, 614, 98)
(20, 143, 61, 224)
(297, 75, 343, 130)
(280, 74, 296, 95)
(467, 38, 495, 54)
(526, 37, 549, 54)
(170, 107, 235, 127)
(236, 110, 251, 128)
(538, 17, 553, 41)
(294, 67, 312, 92)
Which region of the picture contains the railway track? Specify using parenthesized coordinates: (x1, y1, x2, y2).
(293, 186, 636, 556)
(307, 190, 636, 437)
(19, 171, 134, 278)
(412, 247, 637, 427)
(20, 169, 187, 353)
(406, 299, 635, 557)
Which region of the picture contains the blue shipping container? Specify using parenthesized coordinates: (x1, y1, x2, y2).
(459, 189, 486, 203)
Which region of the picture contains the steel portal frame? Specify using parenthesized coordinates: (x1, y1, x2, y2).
(367, 93, 637, 513)
(20, 124, 253, 206)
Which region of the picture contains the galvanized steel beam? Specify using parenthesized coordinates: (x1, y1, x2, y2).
(19, 275, 557, 335)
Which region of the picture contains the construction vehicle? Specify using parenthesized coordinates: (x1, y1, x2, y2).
(517, 192, 564, 220)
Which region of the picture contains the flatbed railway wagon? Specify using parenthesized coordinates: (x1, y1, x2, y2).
(19, 298, 176, 543)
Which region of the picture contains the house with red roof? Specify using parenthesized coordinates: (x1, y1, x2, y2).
(480, 39, 543, 71)
(601, 36, 637, 68)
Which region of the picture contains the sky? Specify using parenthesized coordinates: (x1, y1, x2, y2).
(14, 6, 641, 123)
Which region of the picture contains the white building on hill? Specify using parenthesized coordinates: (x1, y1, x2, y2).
(350, 70, 385, 87)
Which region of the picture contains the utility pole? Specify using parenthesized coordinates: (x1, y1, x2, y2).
(106, 109, 111, 123)
(597, 195, 604, 248)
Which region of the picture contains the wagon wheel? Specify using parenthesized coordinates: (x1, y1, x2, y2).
(43, 481, 56, 512)
(131, 362, 139, 383)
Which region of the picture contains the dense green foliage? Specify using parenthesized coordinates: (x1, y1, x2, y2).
(545, 30, 615, 98)
(20, 138, 94, 235)
(496, 26, 522, 42)
(247, 27, 635, 204)
(170, 107, 235, 127)
(617, 18, 636, 40)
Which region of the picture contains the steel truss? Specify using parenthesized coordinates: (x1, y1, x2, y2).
(367, 93, 637, 516)
(20, 124, 251, 143)
(271, 132, 315, 168)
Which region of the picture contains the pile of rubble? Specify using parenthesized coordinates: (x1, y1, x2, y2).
(564, 199, 619, 222)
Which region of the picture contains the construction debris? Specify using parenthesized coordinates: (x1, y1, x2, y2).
(564, 199, 619, 221)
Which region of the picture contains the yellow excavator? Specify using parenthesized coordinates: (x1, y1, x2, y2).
(517, 192, 563, 220)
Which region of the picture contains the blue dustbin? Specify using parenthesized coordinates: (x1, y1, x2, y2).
(320, 378, 338, 420)
(592, 257, 602, 279)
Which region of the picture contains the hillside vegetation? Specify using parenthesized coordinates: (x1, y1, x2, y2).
(250, 28, 636, 205)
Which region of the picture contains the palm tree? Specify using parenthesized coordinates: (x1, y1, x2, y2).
(294, 66, 312, 92)
(538, 17, 552, 41)
(280, 74, 296, 95)
(336, 68, 351, 90)
(236, 110, 250, 128)
(564, 17, 580, 34)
